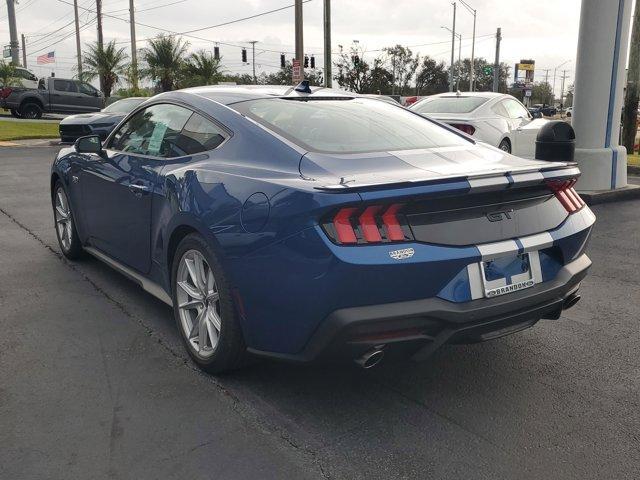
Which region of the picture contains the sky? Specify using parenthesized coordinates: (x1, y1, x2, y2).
(0, 0, 584, 95)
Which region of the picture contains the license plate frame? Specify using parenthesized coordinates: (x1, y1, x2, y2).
(479, 252, 538, 298)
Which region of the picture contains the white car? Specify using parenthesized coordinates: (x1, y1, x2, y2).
(410, 92, 548, 159)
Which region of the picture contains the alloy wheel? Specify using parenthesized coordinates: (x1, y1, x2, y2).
(176, 250, 222, 358)
(54, 188, 73, 252)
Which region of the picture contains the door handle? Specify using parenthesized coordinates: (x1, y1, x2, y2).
(128, 183, 150, 196)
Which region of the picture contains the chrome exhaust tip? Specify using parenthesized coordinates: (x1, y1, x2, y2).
(563, 293, 581, 310)
(355, 347, 385, 369)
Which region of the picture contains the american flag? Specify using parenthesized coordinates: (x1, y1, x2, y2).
(37, 51, 55, 64)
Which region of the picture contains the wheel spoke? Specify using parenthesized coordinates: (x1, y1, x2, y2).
(55, 205, 67, 219)
(177, 280, 203, 300)
(179, 299, 203, 310)
(198, 312, 208, 350)
(193, 254, 207, 293)
(207, 270, 216, 295)
(208, 308, 221, 332)
(206, 317, 219, 348)
(184, 258, 203, 293)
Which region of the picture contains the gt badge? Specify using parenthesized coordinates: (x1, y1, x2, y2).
(389, 248, 414, 260)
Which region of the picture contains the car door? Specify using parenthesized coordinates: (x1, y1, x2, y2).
(76, 81, 103, 112)
(79, 103, 194, 273)
(502, 98, 539, 158)
(50, 79, 79, 112)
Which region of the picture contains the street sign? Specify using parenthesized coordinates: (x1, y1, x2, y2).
(483, 66, 493, 75)
(3, 46, 10, 59)
(525, 90, 532, 97)
(292, 59, 303, 84)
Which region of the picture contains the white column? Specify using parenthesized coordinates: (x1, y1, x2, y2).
(573, 0, 633, 191)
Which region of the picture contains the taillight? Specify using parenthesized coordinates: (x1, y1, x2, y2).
(546, 178, 585, 213)
(323, 203, 413, 245)
(0, 87, 13, 99)
(450, 123, 476, 135)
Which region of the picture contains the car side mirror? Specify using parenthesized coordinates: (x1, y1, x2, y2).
(75, 135, 103, 154)
(532, 111, 542, 119)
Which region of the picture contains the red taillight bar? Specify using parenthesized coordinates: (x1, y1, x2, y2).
(547, 178, 585, 213)
(334, 207, 358, 244)
(329, 203, 410, 245)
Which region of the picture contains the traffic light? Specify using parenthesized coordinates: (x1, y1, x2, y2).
(304, 55, 309, 68)
(241, 48, 247, 63)
(310, 55, 315, 69)
(483, 65, 493, 75)
(280, 53, 285, 68)
(352, 55, 360, 67)
(214, 46, 220, 60)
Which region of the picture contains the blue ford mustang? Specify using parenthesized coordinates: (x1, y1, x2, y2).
(51, 85, 594, 373)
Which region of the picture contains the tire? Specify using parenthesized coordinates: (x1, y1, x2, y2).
(19, 102, 42, 119)
(52, 181, 83, 260)
(171, 233, 248, 374)
(498, 138, 511, 153)
(9, 108, 22, 118)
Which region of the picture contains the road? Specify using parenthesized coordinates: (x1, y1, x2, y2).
(0, 145, 638, 480)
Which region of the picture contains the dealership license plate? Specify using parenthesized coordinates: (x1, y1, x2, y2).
(480, 253, 536, 298)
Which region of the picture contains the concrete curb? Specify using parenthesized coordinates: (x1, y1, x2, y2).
(581, 184, 640, 205)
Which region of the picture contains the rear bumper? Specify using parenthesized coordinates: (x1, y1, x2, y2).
(247, 253, 591, 363)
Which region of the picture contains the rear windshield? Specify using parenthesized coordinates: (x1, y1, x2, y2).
(231, 98, 470, 154)
(411, 96, 489, 114)
(103, 97, 145, 114)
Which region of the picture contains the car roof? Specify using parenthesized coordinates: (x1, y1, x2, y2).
(428, 91, 505, 99)
(171, 84, 355, 105)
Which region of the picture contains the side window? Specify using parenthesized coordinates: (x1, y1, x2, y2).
(53, 80, 77, 93)
(173, 113, 227, 155)
(78, 82, 97, 96)
(491, 101, 509, 118)
(109, 103, 193, 158)
(503, 99, 530, 119)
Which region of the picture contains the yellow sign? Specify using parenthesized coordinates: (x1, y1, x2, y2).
(518, 63, 535, 71)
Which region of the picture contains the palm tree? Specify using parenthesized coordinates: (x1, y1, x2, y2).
(82, 40, 129, 98)
(141, 35, 189, 92)
(183, 50, 224, 87)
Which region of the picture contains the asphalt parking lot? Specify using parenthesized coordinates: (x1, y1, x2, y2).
(1, 145, 639, 480)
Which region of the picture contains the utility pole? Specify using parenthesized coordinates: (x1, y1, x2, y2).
(622, 0, 640, 153)
(96, 0, 104, 48)
(96, 0, 104, 92)
(295, 0, 304, 80)
(541, 68, 551, 104)
(73, 0, 83, 76)
(129, 0, 138, 89)
(5, 0, 20, 65)
(21, 33, 26, 68)
(323, 0, 331, 87)
(559, 70, 569, 109)
(459, 0, 476, 91)
(552, 59, 571, 106)
(449, 2, 456, 92)
(249, 40, 258, 84)
(493, 27, 501, 92)
(442, 26, 461, 91)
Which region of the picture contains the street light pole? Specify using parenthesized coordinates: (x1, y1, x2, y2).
(295, 0, 304, 79)
(552, 59, 571, 105)
(449, 2, 456, 92)
(249, 40, 258, 84)
(459, 0, 477, 91)
(323, 0, 331, 87)
(442, 26, 462, 91)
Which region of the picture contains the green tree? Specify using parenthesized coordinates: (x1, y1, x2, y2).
(81, 40, 129, 98)
(415, 56, 449, 95)
(0, 60, 18, 87)
(530, 82, 553, 105)
(453, 58, 510, 92)
(384, 45, 419, 95)
(333, 44, 371, 93)
(260, 61, 323, 86)
(362, 58, 394, 94)
(141, 34, 189, 92)
(183, 50, 224, 87)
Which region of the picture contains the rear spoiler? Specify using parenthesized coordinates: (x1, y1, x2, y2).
(313, 164, 581, 194)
